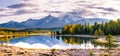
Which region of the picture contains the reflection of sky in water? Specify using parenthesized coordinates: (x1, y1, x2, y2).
(1, 36, 104, 49)
(9, 36, 67, 47)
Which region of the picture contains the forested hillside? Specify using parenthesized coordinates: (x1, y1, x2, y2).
(62, 19, 120, 35)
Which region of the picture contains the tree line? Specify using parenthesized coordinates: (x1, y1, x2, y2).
(62, 19, 120, 35)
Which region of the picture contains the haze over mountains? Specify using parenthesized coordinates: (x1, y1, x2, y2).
(0, 15, 108, 28)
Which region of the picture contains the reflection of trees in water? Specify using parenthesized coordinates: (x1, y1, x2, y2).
(4, 34, 9, 43)
(55, 36, 95, 45)
(93, 40, 117, 48)
(63, 37, 75, 45)
(0, 32, 29, 44)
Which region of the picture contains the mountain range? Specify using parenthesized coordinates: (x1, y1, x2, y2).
(0, 15, 109, 28)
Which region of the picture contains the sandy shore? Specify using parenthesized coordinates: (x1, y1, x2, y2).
(0, 45, 120, 56)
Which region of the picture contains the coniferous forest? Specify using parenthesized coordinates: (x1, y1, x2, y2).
(62, 19, 120, 35)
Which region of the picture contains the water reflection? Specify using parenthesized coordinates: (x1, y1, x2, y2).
(0, 36, 105, 49)
(51, 36, 104, 49)
(55, 36, 104, 49)
(54, 36, 94, 45)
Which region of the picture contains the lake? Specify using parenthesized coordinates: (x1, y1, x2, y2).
(0, 35, 105, 49)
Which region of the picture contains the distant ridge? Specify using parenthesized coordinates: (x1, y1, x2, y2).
(0, 15, 109, 28)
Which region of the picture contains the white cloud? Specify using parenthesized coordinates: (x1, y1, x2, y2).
(0, 0, 120, 23)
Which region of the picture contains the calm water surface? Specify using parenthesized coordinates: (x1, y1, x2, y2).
(0, 35, 105, 49)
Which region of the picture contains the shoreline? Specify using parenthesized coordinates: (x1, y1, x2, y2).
(31, 34, 120, 38)
(0, 34, 120, 55)
(0, 34, 120, 38)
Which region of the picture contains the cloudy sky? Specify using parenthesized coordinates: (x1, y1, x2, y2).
(0, 0, 120, 23)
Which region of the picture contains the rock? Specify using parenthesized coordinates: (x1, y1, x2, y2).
(17, 51, 24, 55)
(7, 53, 13, 56)
(40, 54, 51, 56)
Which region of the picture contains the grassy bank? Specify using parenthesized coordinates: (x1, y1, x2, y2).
(0, 45, 120, 56)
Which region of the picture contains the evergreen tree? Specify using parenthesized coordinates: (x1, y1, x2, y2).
(61, 19, 120, 35)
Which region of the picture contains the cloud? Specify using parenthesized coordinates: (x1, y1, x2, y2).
(98, 12, 113, 15)
(7, 3, 26, 8)
(95, 7, 117, 12)
(0, 0, 120, 23)
(0, 8, 6, 11)
(7, 3, 36, 9)
(14, 10, 36, 15)
(87, 6, 118, 12)
(44, 10, 62, 13)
